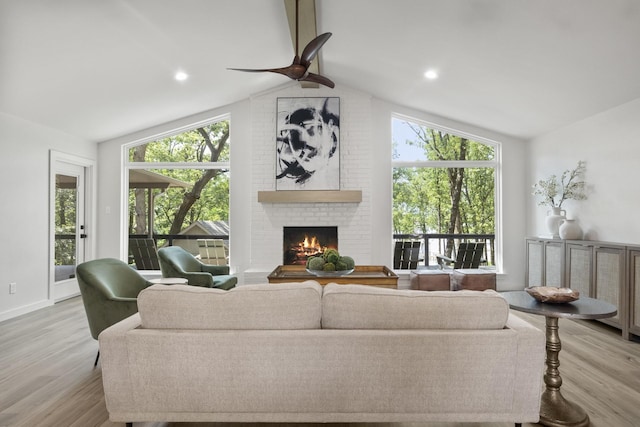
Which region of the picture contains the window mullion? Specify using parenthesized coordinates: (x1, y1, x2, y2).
(127, 162, 230, 170)
(392, 160, 496, 168)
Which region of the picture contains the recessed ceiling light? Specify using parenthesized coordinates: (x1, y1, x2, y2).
(424, 69, 438, 80)
(174, 71, 188, 82)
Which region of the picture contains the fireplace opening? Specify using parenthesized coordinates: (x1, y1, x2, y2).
(283, 226, 338, 265)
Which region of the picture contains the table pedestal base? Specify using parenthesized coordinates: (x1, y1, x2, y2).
(539, 316, 590, 427)
(540, 389, 589, 427)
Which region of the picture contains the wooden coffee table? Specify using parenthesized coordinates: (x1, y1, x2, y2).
(267, 265, 398, 288)
(501, 291, 617, 427)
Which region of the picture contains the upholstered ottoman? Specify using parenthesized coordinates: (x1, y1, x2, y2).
(451, 269, 496, 291)
(410, 269, 451, 291)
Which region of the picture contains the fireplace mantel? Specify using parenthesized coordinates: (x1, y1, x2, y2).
(258, 190, 362, 204)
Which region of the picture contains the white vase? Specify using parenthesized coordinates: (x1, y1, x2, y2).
(559, 218, 582, 240)
(545, 207, 566, 239)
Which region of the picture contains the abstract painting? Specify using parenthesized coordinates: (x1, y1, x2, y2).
(276, 97, 340, 190)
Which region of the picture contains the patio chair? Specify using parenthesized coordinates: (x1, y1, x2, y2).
(197, 239, 228, 265)
(436, 242, 485, 269)
(157, 246, 237, 289)
(393, 240, 423, 269)
(128, 238, 160, 270)
(76, 258, 152, 366)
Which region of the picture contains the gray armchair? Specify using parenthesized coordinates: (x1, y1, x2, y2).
(76, 258, 152, 366)
(157, 246, 237, 290)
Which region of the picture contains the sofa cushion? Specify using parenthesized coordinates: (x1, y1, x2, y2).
(322, 283, 509, 330)
(138, 281, 323, 330)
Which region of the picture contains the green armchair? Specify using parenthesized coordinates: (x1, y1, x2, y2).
(157, 246, 237, 290)
(76, 258, 152, 366)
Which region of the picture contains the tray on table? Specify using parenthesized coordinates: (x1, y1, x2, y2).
(267, 265, 398, 288)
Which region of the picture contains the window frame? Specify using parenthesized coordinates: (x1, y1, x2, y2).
(121, 114, 231, 267)
(391, 113, 503, 271)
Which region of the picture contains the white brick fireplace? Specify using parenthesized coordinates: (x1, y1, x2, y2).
(246, 84, 373, 283)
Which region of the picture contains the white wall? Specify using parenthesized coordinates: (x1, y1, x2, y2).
(527, 98, 640, 243)
(0, 113, 96, 321)
(97, 82, 528, 290)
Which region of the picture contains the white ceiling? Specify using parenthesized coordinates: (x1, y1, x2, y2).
(2, 0, 640, 142)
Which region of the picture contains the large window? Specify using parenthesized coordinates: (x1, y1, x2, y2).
(392, 116, 498, 268)
(125, 117, 230, 268)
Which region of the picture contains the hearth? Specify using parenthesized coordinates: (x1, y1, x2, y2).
(283, 226, 338, 265)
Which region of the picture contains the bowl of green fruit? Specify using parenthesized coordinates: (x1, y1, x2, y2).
(305, 249, 355, 277)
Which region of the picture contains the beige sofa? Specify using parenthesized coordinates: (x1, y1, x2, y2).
(99, 282, 545, 426)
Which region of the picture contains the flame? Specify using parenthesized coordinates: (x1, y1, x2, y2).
(302, 235, 319, 249)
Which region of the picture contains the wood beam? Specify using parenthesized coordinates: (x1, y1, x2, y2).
(258, 190, 362, 203)
(284, 0, 320, 88)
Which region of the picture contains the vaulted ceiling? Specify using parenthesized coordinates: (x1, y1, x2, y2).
(2, 0, 640, 142)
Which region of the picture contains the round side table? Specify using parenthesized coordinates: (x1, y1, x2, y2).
(501, 290, 617, 427)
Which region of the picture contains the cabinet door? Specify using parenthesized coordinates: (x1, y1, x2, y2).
(544, 241, 564, 287)
(525, 239, 544, 287)
(628, 249, 640, 337)
(593, 245, 626, 336)
(565, 243, 593, 296)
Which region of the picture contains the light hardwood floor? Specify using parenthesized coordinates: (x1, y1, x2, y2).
(1, 296, 639, 427)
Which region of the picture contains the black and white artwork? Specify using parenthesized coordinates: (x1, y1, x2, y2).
(276, 97, 340, 190)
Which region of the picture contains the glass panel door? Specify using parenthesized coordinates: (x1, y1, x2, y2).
(52, 165, 86, 303)
(54, 173, 81, 282)
(49, 151, 93, 302)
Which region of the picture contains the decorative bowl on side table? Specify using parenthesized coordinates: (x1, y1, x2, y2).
(525, 286, 580, 303)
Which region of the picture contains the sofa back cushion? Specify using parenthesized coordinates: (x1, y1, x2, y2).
(322, 283, 509, 330)
(138, 281, 323, 330)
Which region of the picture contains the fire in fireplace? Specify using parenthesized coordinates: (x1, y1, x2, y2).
(283, 226, 338, 265)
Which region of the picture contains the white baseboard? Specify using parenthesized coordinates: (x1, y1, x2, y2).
(54, 279, 80, 302)
(243, 268, 271, 285)
(0, 299, 53, 323)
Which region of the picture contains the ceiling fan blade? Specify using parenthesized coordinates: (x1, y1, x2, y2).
(300, 32, 332, 66)
(228, 65, 305, 79)
(301, 72, 335, 89)
(227, 67, 275, 73)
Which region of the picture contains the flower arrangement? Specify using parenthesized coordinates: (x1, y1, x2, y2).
(533, 161, 587, 208)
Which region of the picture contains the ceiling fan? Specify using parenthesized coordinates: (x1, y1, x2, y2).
(228, 0, 335, 88)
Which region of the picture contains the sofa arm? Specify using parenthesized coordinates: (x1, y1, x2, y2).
(178, 271, 215, 287)
(201, 264, 230, 275)
(505, 313, 545, 421)
(98, 313, 141, 414)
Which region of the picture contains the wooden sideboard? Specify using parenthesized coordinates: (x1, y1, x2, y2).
(525, 237, 640, 340)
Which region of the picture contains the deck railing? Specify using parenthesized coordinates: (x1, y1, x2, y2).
(393, 233, 495, 268)
(127, 233, 493, 270)
(129, 234, 229, 246)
